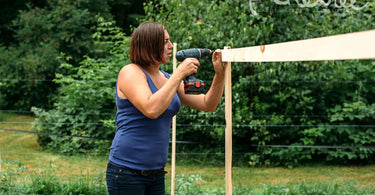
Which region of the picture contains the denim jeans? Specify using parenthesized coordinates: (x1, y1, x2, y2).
(106, 163, 166, 195)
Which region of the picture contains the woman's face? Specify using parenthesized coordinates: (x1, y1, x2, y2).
(161, 30, 173, 64)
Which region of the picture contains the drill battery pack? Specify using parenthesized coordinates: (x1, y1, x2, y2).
(184, 75, 205, 94)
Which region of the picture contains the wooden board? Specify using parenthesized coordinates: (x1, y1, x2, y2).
(224, 46, 233, 195)
(171, 43, 177, 195)
(221, 30, 375, 62)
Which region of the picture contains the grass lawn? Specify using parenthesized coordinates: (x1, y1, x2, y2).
(1, 114, 375, 193)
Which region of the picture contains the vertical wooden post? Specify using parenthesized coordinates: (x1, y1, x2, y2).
(171, 43, 177, 195)
(224, 46, 232, 194)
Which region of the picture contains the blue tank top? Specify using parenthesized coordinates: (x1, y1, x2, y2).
(109, 68, 181, 170)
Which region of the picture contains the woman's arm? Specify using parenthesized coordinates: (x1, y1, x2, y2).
(118, 59, 199, 119)
(178, 50, 226, 111)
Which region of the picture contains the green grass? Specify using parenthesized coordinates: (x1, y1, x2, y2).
(1, 114, 375, 194)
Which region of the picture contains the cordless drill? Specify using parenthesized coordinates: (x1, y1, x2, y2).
(175, 48, 212, 94)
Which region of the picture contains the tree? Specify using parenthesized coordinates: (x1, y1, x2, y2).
(144, 0, 375, 166)
(0, 0, 48, 45)
(0, 0, 113, 110)
(108, 0, 146, 35)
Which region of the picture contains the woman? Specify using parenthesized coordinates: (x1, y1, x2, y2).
(106, 21, 226, 195)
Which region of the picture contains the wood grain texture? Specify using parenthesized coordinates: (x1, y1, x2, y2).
(222, 30, 375, 62)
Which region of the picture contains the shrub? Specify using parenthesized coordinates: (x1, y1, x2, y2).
(32, 17, 127, 154)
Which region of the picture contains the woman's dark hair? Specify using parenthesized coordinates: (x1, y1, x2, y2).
(130, 22, 165, 67)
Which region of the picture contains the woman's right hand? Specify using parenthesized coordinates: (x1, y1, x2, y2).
(175, 58, 200, 79)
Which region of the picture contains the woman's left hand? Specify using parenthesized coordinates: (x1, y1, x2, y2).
(212, 49, 226, 75)
(178, 49, 227, 112)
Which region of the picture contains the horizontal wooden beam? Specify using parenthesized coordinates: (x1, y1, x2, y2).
(221, 29, 375, 62)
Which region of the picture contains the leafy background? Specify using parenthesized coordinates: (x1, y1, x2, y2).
(1, 0, 374, 167)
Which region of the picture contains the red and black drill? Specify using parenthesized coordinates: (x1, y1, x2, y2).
(175, 48, 212, 94)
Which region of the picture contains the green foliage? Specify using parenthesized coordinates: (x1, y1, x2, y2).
(173, 174, 375, 195)
(29, 0, 375, 165)
(260, 182, 375, 195)
(0, 0, 113, 111)
(2, 169, 374, 195)
(144, 0, 375, 166)
(0, 0, 29, 45)
(0, 39, 60, 110)
(32, 17, 129, 154)
(0, 160, 107, 194)
(0, 159, 28, 192)
(175, 174, 205, 194)
(108, 0, 146, 35)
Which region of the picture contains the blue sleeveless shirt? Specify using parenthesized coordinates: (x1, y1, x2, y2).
(109, 69, 180, 170)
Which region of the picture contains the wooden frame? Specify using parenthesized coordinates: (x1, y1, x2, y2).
(221, 29, 375, 194)
(172, 29, 375, 195)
